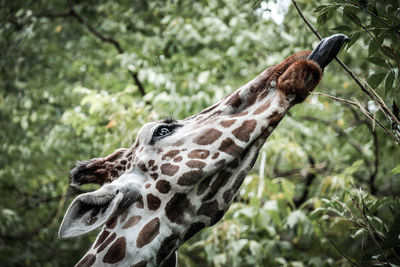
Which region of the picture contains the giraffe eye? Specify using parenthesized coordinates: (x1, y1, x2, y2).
(156, 127, 171, 137)
(152, 124, 181, 143)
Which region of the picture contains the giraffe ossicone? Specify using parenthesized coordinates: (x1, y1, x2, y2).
(59, 34, 348, 267)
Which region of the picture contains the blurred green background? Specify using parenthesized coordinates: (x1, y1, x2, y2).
(1, 0, 400, 266)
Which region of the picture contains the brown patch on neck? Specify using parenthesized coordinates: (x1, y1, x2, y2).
(156, 234, 179, 265)
(165, 193, 194, 224)
(76, 254, 96, 267)
(122, 215, 142, 229)
(97, 232, 116, 253)
(136, 218, 160, 248)
(232, 119, 257, 142)
(161, 163, 179, 176)
(188, 149, 210, 159)
(94, 230, 110, 249)
(162, 150, 180, 160)
(192, 128, 222, 145)
(102, 236, 126, 264)
(106, 216, 117, 229)
(225, 90, 242, 109)
(218, 138, 243, 156)
(146, 194, 161, 210)
(131, 261, 147, 267)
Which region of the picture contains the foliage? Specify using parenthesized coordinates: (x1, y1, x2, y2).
(0, 0, 399, 266)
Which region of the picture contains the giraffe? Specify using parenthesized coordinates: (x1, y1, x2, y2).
(59, 34, 349, 267)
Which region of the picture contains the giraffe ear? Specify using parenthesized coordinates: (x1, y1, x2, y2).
(59, 182, 140, 239)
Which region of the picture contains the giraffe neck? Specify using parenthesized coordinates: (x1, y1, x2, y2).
(61, 34, 350, 266)
(75, 71, 294, 267)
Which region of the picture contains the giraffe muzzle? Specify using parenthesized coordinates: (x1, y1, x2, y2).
(307, 34, 349, 69)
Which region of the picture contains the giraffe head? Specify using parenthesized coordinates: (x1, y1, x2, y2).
(59, 34, 348, 266)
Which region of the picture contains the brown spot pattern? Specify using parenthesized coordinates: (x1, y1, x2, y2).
(203, 170, 231, 201)
(268, 111, 283, 126)
(188, 149, 210, 159)
(173, 156, 183, 162)
(137, 161, 147, 172)
(94, 230, 110, 249)
(186, 160, 206, 169)
(145, 183, 151, 189)
(223, 189, 233, 203)
(212, 152, 220, 159)
(156, 180, 171, 194)
(103, 237, 126, 264)
(150, 173, 158, 180)
(232, 119, 257, 142)
(197, 200, 221, 224)
(156, 234, 179, 264)
(184, 222, 206, 241)
(122, 215, 141, 229)
(147, 194, 161, 210)
(165, 193, 193, 224)
(226, 91, 242, 109)
(215, 159, 226, 168)
(232, 170, 247, 192)
(197, 175, 212, 195)
(193, 128, 222, 145)
(136, 218, 160, 248)
(231, 111, 248, 117)
(136, 196, 144, 209)
(131, 261, 147, 267)
(77, 254, 96, 267)
(97, 232, 116, 253)
(220, 119, 236, 128)
(151, 165, 158, 171)
(177, 170, 204, 186)
(106, 216, 117, 229)
(161, 163, 179, 176)
(162, 150, 180, 160)
(218, 138, 243, 156)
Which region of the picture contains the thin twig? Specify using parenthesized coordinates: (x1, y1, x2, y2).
(311, 92, 399, 143)
(291, 0, 374, 100)
(318, 223, 360, 266)
(292, 0, 400, 144)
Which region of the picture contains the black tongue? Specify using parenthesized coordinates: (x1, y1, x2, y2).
(307, 34, 349, 69)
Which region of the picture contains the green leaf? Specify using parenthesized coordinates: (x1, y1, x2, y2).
(317, 11, 328, 26)
(392, 164, 400, 174)
(367, 73, 387, 88)
(346, 32, 361, 49)
(382, 214, 400, 249)
(385, 72, 395, 93)
(368, 39, 381, 56)
(366, 57, 387, 67)
(331, 25, 352, 32)
(343, 6, 361, 25)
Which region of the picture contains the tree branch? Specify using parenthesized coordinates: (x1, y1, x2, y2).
(292, 0, 400, 145)
(291, 0, 374, 100)
(33, 6, 146, 97)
